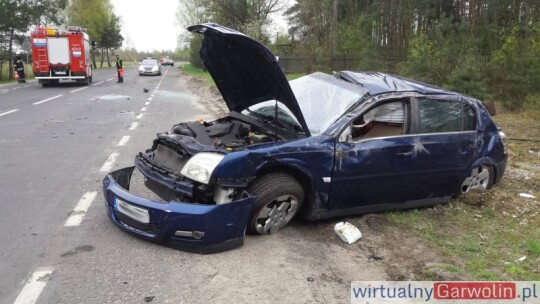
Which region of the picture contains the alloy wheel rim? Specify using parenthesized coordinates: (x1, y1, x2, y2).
(255, 195, 299, 234)
(461, 166, 490, 193)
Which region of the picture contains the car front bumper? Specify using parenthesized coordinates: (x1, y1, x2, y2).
(102, 166, 254, 254)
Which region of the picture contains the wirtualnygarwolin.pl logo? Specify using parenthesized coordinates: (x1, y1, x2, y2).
(351, 281, 538, 303)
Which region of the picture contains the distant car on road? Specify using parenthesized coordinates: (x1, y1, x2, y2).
(138, 58, 162, 76)
(161, 56, 174, 66)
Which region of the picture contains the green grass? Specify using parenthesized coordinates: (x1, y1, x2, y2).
(0, 64, 34, 84)
(180, 63, 306, 84)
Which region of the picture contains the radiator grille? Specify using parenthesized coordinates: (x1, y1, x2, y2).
(153, 144, 188, 173)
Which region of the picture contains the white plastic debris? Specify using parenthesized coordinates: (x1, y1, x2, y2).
(515, 256, 527, 263)
(519, 193, 536, 199)
(334, 222, 362, 244)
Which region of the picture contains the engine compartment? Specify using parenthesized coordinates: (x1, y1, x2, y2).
(171, 116, 278, 149)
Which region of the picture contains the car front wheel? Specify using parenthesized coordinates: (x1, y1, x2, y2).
(461, 165, 493, 193)
(247, 172, 304, 235)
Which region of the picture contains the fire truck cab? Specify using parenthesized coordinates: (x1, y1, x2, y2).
(31, 27, 93, 87)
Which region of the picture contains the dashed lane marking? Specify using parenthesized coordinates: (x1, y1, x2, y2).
(0, 109, 19, 117)
(140, 107, 147, 112)
(70, 87, 88, 93)
(106, 78, 115, 81)
(128, 122, 138, 131)
(13, 267, 54, 304)
(92, 81, 104, 86)
(99, 152, 119, 172)
(64, 191, 98, 227)
(145, 102, 150, 105)
(136, 113, 143, 119)
(33, 95, 63, 105)
(117, 135, 130, 146)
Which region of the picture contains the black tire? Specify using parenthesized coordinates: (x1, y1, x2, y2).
(89, 75, 93, 83)
(247, 172, 304, 235)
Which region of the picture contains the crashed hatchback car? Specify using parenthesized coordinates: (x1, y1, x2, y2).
(102, 24, 507, 253)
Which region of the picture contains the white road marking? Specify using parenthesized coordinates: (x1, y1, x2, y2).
(33, 95, 63, 105)
(0, 109, 19, 117)
(147, 97, 152, 101)
(136, 113, 143, 119)
(70, 86, 88, 93)
(145, 102, 150, 105)
(117, 135, 130, 146)
(106, 78, 114, 81)
(64, 191, 98, 227)
(128, 122, 138, 130)
(0, 89, 8, 93)
(13, 267, 54, 304)
(12, 87, 21, 90)
(140, 107, 147, 112)
(92, 81, 104, 86)
(99, 152, 119, 172)
(24, 85, 31, 88)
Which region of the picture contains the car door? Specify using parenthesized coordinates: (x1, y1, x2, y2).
(329, 99, 423, 209)
(408, 96, 478, 197)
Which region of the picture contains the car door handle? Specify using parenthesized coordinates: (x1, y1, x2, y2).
(396, 151, 413, 158)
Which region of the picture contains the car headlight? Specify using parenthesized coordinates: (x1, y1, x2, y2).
(152, 66, 158, 72)
(180, 153, 224, 184)
(138, 66, 144, 72)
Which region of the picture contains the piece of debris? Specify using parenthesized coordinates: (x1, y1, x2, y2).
(478, 233, 487, 240)
(369, 254, 384, 260)
(519, 193, 536, 199)
(143, 88, 149, 93)
(334, 222, 362, 244)
(515, 256, 527, 263)
(144, 296, 154, 302)
(307, 277, 314, 282)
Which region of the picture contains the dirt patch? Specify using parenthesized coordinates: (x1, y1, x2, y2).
(184, 73, 228, 118)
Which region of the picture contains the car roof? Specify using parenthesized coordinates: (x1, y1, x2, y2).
(339, 71, 456, 96)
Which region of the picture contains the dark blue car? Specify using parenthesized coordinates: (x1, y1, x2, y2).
(102, 24, 508, 253)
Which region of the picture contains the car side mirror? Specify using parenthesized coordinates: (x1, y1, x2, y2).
(91, 41, 97, 50)
(484, 101, 496, 116)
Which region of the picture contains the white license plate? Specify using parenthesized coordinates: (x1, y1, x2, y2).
(115, 198, 150, 224)
(55, 71, 66, 75)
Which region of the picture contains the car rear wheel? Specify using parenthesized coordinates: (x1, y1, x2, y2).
(461, 165, 493, 193)
(247, 172, 304, 235)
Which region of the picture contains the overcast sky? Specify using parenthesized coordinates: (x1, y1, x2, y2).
(110, 0, 290, 52)
(111, 0, 180, 52)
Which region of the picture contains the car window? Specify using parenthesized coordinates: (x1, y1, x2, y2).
(349, 101, 406, 140)
(418, 98, 476, 133)
(142, 59, 157, 65)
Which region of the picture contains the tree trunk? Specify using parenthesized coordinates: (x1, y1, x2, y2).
(106, 49, 111, 67)
(100, 48, 104, 68)
(8, 28, 14, 80)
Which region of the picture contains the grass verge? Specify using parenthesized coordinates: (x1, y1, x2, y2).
(385, 110, 540, 280)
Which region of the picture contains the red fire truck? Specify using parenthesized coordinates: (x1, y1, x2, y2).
(30, 27, 93, 87)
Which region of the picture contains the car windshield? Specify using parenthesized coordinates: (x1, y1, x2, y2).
(290, 73, 368, 135)
(242, 101, 303, 133)
(241, 73, 367, 136)
(142, 59, 157, 65)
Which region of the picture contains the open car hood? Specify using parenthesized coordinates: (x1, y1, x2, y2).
(188, 23, 311, 136)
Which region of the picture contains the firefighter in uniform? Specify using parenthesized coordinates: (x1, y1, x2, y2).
(115, 53, 123, 83)
(13, 52, 26, 83)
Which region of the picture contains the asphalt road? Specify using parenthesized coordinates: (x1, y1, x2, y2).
(0, 66, 387, 304)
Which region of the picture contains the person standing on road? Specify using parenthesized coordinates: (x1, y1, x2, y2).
(115, 53, 123, 83)
(13, 52, 26, 83)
